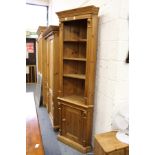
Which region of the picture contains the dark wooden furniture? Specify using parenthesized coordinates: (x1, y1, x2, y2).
(26, 65, 37, 83)
(26, 38, 37, 83)
(94, 131, 129, 155)
(42, 26, 60, 129)
(56, 5, 99, 153)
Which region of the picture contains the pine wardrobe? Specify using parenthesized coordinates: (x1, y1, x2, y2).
(42, 26, 60, 129)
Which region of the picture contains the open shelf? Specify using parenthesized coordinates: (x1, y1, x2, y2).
(63, 77, 85, 97)
(58, 95, 85, 105)
(63, 19, 87, 41)
(63, 42, 86, 59)
(63, 60, 86, 75)
(63, 74, 85, 79)
(63, 57, 86, 61)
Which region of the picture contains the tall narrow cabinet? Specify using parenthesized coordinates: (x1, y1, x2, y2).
(42, 26, 60, 129)
(37, 26, 47, 75)
(56, 5, 99, 153)
(36, 26, 47, 106)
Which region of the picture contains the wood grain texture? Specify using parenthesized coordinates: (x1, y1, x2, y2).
(42, 38, 48, 107)
(57, 101, 93, 153)
(56, 5, 99, 20)
(48, 29, 60, 129)
(40, 25, 60, 129)
(94, 131, 129, 155)
(26, 65, 37, 83)
(57, 5, 99, 153)
(26, 93, 45, 155)
(37, 26, 47, 74)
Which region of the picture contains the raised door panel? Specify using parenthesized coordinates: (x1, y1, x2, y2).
(53, 33, 60, 97)
(42, 39, 46, 105)
(49, 88, 55, 128)
(42, 39, 48, 106)
(46, 40, 49, 109)
(61, 105, 83, 144)
(48, 35, 59, 128)
(48, 38, 54, 113)
(49, 39, 54, 92)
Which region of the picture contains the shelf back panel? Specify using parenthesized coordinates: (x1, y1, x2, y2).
(63, 60, 86, 75)
(63, 42, 86, 58)
(63, 77, 85, 97)
(64, 19, 87, 40)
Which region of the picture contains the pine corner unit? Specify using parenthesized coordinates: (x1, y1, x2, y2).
(56, 5, 99, 153)
(42, 26, 60, 130)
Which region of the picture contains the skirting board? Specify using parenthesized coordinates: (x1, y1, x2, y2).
(57, 135, 92, 153)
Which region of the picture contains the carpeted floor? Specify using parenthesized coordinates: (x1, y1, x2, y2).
(26, 84, 94, 155)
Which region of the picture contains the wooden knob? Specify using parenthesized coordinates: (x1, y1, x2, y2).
(62, 118, 66, 122)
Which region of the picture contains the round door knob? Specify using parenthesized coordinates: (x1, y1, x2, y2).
(62, 118, 66, 122)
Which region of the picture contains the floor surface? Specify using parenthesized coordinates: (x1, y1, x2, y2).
(26, 83, 94, 155)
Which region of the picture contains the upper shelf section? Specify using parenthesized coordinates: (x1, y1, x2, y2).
(63, 19, 87, 41)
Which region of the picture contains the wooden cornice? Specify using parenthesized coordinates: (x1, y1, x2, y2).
(42, 25, 59, 39)
(36, 26, 47, 36)
(56, 5, 99, 19)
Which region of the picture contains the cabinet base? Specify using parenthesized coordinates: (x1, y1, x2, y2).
(57, 135, 91, 153)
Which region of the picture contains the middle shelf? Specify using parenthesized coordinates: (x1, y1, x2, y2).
(63, 73, 85, 79)
(63, 57, 86, 61)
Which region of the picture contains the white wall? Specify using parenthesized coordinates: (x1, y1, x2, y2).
(48, 0, 88, 25)
(48, 0, 129, 147)
(26, 0, 49, 6)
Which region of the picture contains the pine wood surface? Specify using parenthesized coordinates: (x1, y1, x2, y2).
(58, 95, 85, 105)
(63, 57, 86, 61)
(37, 26, 47, 74)
(57, 5, 99, 153)
(94, 131, 129, 155)
(40, 25, 60, 128)
(63, 74, 86, 79)
(26, 93, 45, 155)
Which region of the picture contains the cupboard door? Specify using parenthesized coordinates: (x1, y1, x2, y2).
(61, 105, 84, 144)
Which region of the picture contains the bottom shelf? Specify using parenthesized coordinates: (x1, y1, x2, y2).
(57, 135, 92, 153)
(57, 95, 85, 105)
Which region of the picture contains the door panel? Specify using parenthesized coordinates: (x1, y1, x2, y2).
(49, 39, 54, 114)
(61, 105, 84, 144)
